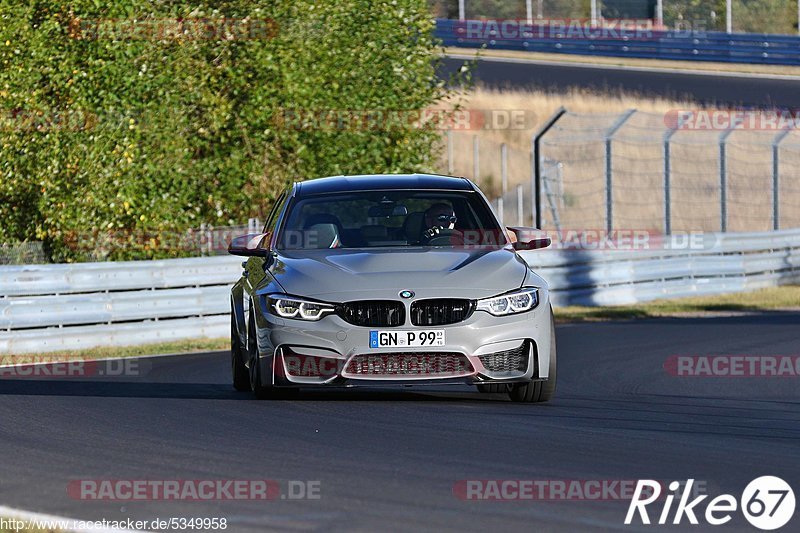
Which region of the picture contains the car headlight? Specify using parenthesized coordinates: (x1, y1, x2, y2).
(476, 287, 539, 316)
(267, 294, 336, 321)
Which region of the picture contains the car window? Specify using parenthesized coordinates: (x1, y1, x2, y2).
(277, 190, 506, 250)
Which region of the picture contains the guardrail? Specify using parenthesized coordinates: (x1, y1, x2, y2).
(1, 229, 798, 354)
(0, 256, 241, 355)
(436, 19, 800, 66)
(521, 228, 800, 306)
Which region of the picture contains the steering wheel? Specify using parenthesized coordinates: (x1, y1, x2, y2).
(422, 227, 464, 246)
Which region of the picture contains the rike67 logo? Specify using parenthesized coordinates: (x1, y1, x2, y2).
(626, 477, 795, 530)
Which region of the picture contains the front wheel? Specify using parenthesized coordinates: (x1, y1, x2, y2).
(509, 308, 557, 403)
(246, 314, 273, 399)
(476, 384, 510, 393)
(231, 315, 249, 392)
(246, 313, 298, 400)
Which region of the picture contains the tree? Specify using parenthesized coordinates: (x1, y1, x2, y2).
(0, 0, 452, 261)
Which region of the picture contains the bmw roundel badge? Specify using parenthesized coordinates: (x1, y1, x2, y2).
(399, 290, 415, 299)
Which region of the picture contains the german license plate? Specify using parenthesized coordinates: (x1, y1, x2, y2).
(369, 330, 445, 348)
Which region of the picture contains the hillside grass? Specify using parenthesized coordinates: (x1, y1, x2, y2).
(445, 47, 800, 77)
(0, 338, 227, 365)
(555, 286, 800, 322)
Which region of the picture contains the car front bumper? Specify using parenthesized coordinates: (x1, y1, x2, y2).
(253, 298, 553, 388)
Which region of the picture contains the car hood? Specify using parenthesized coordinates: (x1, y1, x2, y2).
(267, 247, 530, 301)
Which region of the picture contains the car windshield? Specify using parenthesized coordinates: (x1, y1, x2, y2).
(277, 190, 506, 249)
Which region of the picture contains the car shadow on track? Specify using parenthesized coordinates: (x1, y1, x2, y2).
(2, 380, 798, 441)
(0, 379, 517, 402)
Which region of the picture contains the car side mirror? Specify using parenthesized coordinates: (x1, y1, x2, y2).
(228, 232, 271, 257)
(506, 227, 551, 251)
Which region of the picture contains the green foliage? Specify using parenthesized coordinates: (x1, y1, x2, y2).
(0, 1, 451, 261)
(663, 0, 730, 31)
(732, 0, 798, 34)
(664, 0, 798, 34)
(427, 0, 527, 19)
(429, 0, 589, 20)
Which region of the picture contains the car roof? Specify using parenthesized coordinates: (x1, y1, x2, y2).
(293, 174, 474, 197)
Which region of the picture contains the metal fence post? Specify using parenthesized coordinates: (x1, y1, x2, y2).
(772, 127, 793, 231)
(501, 142, 508, 193)
(605, 110, 636, 233)
(200, 223, 207, 256)
(532, 107, 567, 228)
(498, 142, 506, 225)
(472, 135, 479, 182)
(501, 142, 508, 196)
(719, 128, 735, 232)
(517, 184, 524, 226)
(447, 130, 454, 175)
(497, 197, 504, 225)
(726, 0, 733, 34)
(663, 128, 678, 235)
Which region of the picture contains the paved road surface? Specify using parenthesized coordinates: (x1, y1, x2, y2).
(440, 55, 800, 108)
(1, 313, 798, 531)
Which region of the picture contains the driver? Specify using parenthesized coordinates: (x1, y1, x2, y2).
(422, 203, 457, 241)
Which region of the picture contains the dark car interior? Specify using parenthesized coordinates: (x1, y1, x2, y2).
(278, 191, 505, 250)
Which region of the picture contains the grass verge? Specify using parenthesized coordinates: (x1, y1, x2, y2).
(1, 338, 228, 365)
(445, 47, 800, 77)
(555, 286, 800, 322)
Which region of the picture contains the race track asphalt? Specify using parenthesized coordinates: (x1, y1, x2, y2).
(440, 55, 800, 108)
(1, 313, 798, 532)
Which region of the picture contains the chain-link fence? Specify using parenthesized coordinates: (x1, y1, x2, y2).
(0, 242, 48, 265)
(431, 0, 587, 20)
(440, 109, 800, 233)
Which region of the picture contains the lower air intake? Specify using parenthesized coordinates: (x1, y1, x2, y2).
(344, 352, 473, 377)
(479, 342, 529, 373)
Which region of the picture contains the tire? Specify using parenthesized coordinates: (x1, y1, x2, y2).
(251, 360, 275, 400)
(246, 312, 298, 400)
(246, 313, 273, 399)
(476, 383, 510, 393)
(231, 316, 250, 392)
(509, 307, 557, 403)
